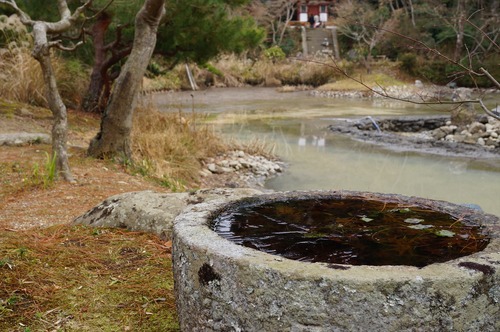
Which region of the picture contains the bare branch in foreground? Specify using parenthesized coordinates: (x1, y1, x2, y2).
(293, 57, 500, 121)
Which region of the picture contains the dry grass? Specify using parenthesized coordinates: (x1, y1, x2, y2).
(0, 45, 88, 108)
(317, 60, 408, 91)
(0, 46, 46, 106)
(143, 54, 408, 93)
(0, 225, 179, 331)
(211, 54, 340, 87)
(131, 106, 229, 190)
(0, 102, 180, 331)
(225, 136, 277, 159)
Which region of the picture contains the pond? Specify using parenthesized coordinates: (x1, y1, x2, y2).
(153, 87, 500, 217)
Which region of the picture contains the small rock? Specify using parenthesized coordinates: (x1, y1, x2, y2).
(477, 137, 485, 146)
(463, 136, 477, 145)
(220, 167, 234, 173)
(485, 138, 498, 147)
(207, 163, 218, 173)
(468, 122, 486, 134)
(453, 134, 465, 143)
(445, 134, 455, 142)
(460, 129, 472, 137)
(477, 114, 489, 124)
(199, 169, 212, 177)
(432, 128, 447, 140)
(15, 108, 33, 117)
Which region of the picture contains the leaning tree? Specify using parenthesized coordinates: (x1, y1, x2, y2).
(0, 0, 94, 182)
(80, 0, 263, 114)
(79, 0, 142, 114)
(1, 0, 167, 179)
(87, 0, 165, 159)
(87, 0, 263, 158)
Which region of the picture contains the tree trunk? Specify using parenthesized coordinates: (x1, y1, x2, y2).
(88, 0, 165, 159)
(407, 0, 416, 27)
(81, 13, 133, 114)
(32, 22, 74, 182)
(1, 0, 93, 182)
(454, 0, 466, 62)
(81, 13, 111, 113)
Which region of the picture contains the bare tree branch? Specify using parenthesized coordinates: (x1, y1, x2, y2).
(466, 14, 500, 51)
(480, 68, 500, 89)
(85, 0, 114, 21)
(478, 100, 500, 120)
(294, 56, 500, 121)
(42, 0, 93, 34)
(0, 0, 33, 24)
(366, 23, 484, 78)
(48, 40, 84, 51)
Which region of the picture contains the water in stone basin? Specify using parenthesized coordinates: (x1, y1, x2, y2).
(213, 198, 490, 267)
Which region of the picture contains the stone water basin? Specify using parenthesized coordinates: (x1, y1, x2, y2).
(172, 191, 500, 331)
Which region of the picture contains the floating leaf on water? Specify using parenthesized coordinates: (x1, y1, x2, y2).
(361, 217, 373, 223)
(407, 224, 433, 230)
(303, 233, 329, 239)
(404, 218, 424, 224)
(390, 208, 412, 213)
(435, 230, 455, 237)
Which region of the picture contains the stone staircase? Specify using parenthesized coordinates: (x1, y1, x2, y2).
(305, 28, 334, 55)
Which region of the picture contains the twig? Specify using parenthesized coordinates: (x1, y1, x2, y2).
(480, 67, 500, 89)
(294, 57, 478, 105)
(85, 0, 115, 21)
(478, 100, 500, 121)
(48, 40, 84, 51)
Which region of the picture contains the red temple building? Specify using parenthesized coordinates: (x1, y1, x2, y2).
(295, 1, 337, 25)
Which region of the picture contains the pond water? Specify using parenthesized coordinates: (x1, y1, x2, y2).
(153, 88, 500, 217)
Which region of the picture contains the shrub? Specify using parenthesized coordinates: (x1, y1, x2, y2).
(400, 53, 499, 88)
(0, 14, 29, 48)
(399, 53, 417, 76)
(57, 58, 89, 108)
(144, 71, 182, 91)
(263, 46, 286, 62)
(146, 61, 163, 77)
(201, 62, 223, 77)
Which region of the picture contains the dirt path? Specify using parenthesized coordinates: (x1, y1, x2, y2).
(0, 145, 165, 230)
